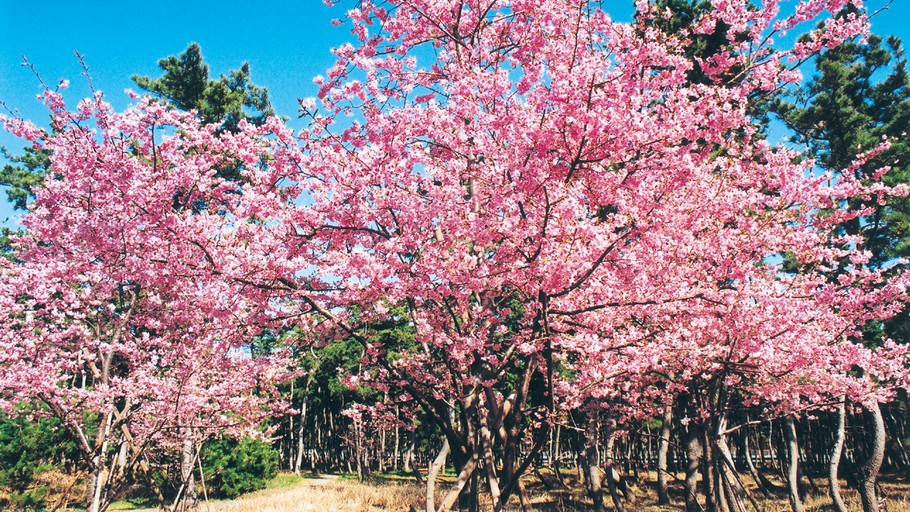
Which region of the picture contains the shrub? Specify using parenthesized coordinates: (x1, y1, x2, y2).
(199, 437, 279, 499)
(0, 413, 78, 510)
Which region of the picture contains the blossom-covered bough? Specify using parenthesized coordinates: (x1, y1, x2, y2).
(0, 90, 299, 512)
(2, 0, 909, 511)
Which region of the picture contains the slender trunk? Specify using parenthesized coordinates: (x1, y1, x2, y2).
(355, 421, 365, 482)
(516, 478, 532, 512)
(583, 417, 606, 512)
(427, 439, 450, 512)
(467, 469, 479, 512)
(703, 426, 719, 512)
(800, 421, 820, 498)
(719, 469, 739, 512)
(287, 379, 294, 473)
(294, 395, 308, 474)
(178, 437, 197, 509)
(89, 409, 115, 512)
(394, 408, 401, 472)
(884, 404, 910, 469)
(552, 460, 569, 490)
(740, 429, 771, 497)
(577, 451, 586, 485)
(757, 429, 768, 469)
(197, 452, 210, 509)
(783, 416, 805, 512)
(405, 430, 416, 473)
(829, 397, 848, 512)
(312, 408, 322, 471)
(711, 449, 728, 512)
(772, 422, 787, 481)
(603, 420, 628, 512)
(685, 424, 703, 512)
(550, 423, 559, 468)
(554, 423, 562, 468)
(89, 454, 106, 512)
(796, 439, 814, 500)
(858, 402, 885, 512)
(478, 406, 502, 509)
(657, 406, 673, 505)
(380, 426, 387, 473)
(86, 463, 98, 509)
(438, 451, 478, 512)
(717, 433, 761, 512)
(116, 442, 128, 480)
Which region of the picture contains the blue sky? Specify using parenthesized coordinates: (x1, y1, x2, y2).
(0, 0, 907, 225)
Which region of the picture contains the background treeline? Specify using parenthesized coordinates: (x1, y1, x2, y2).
(3, 338, 907, 510)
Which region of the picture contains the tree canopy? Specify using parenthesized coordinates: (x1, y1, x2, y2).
(1, 1, 909, 512)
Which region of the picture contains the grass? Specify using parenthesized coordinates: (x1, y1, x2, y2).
(265, 473, 305, 490)
(108, 501, 145, 511)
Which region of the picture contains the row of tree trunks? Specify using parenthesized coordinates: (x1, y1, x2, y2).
(268, 373, 908, 506)
(270, 390, 899, 512)
(562, 397, 892, 512)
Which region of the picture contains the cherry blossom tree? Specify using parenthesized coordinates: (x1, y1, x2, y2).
(254, 0, 910, 510)
(0, 88, 296, 512)
(3, 1, 909, 511)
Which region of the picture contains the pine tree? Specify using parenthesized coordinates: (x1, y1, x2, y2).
(0, 44, 276, 212)
(132, 43, 275, 133)
(778, 34, 910, 266)
(777, 33, 910, 341)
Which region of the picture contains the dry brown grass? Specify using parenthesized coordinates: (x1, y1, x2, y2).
(183, 469, 910, 512)
(139, 470, 910, 512)
(38, 469, 910, 511)
(189, 476, 423, 512)
(521, 470, 910, 512)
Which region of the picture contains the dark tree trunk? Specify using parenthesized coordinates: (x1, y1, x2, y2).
(603, 420, 628, 512)
(404, 430, 416, 473)
(394, 409, 401, 472)
(716, 431, 761, 512)
(740, 428, 771, 497)
(294, 393, 308, 474)
(884, 402, 910, 470)
(701, 427, 719, 512)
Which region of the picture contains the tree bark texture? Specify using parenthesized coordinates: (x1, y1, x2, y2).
(783, 416, 806, 512)
(685, 424, 703, 512)
(858, 402, 886, 512)
(829, 397, 848, 512)
(657, 406, 673, 505)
